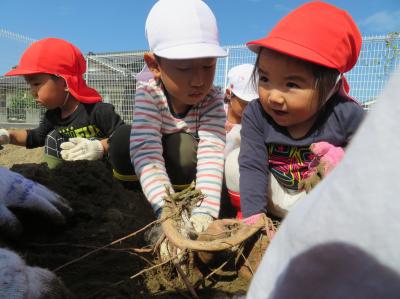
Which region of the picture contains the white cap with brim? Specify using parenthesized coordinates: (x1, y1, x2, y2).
(227, 64, 258, 102)
(145, 0, 227, 60)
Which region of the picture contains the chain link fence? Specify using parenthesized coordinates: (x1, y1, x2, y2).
(1, 34, 399, 126)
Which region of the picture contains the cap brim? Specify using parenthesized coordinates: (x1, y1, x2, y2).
(247, 37, 336, 70)
(4, 68, 43, 77)
(233, 90, 259, 102)
(155, 43, 227, 59)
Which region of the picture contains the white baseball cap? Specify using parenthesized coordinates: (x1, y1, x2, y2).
(227, 64, 258, 102)
(145, 0, 227, 59)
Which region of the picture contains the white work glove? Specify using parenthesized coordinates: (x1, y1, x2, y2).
(0, 167, 72, 238)
(0, 129, 10, 147)
(0, 248, 71, 299)
(189, 213, 214, 234)
(60, 137, 104, 161)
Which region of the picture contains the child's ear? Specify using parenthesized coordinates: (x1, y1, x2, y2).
(144, 52, 161, 79)
(225, 88, 232, 100)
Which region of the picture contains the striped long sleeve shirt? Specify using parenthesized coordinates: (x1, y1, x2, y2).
(130, 79, 226, 218)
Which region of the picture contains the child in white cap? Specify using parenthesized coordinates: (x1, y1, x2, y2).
(223, 64, 258, 219)
(224, 64, 258, 155)
(129, 0, 227, 236)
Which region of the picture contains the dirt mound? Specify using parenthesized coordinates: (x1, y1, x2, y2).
(2, 159, 250, 298)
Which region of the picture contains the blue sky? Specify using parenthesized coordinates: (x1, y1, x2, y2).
(0, 0, 399, 73)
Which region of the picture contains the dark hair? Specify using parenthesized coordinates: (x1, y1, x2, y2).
(251, 48, 340, 110)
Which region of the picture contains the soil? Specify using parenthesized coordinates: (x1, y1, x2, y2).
(0, 145, 253, 299)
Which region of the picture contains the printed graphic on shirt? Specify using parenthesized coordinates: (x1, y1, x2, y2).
(268, 144, 315, 190)
(45, 125, 102, 158)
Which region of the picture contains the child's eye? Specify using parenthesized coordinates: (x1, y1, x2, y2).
(259, 75, 269, 83)
(203, 64, 215, 70)
(287, 82, 300, 88)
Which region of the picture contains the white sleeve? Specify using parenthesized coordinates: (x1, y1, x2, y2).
(224, 124, 242, 157)
(247, 71, 400, 299)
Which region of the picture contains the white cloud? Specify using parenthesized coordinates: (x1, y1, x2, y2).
(360, 10, 400, 33)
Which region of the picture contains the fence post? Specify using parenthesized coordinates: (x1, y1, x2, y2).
(223, 47, 230, 89)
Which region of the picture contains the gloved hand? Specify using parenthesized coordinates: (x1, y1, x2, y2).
(300, 142, 345, 193)
(0, 248, 71, 299)
(243, 213, 276, 240)
(189, 213, 214, 234)
(0, 129, 10, 146)
(60, 137, 104, 161)
(310, 141, 345, 175)
(0, 167, 72, 237)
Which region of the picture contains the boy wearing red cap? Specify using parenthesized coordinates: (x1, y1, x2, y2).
(240, 1, 365, 226)
(0, 38, 124, 168)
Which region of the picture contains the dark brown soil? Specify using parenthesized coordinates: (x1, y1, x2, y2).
(1, 158, 251, 299)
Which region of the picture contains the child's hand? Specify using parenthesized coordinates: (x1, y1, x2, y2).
(189, 213, 214, 234)
(60, 138, 104, 161)
(310, 141, 345, 175)
(243, 213, 276, 240)
(300, 142, 345, 193)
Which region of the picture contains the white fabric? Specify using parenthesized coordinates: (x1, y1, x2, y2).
(225, 146, 305, 217)
(247, 70, 400, 299)
(0, 167, 72, 237)
(267, 174, 306, 218)
(145, 0, 227, 59)
(0, 128, 10, 145)
(227, 64, 258, 102)
(225, 147, 240, 193)
(225, 124, 242, 157)
(60, 137, 104, 161)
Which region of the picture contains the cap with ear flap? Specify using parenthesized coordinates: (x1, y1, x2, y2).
(5, 38, 102, 104)
(246, 1, 362, 74)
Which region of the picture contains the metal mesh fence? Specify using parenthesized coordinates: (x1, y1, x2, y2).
(0, 34, 399, 126)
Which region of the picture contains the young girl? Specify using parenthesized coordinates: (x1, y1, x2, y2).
(240, 1, 365, 223)
(0, 38, 124, 168)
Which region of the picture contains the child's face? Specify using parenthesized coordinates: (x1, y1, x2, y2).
(24, 74, 67, 110)
(257, 49, 318, 138)
(147, 55, 217, 114)
(228, 92, 248, 120)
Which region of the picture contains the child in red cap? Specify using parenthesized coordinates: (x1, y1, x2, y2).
(0, 38, 124, 168)
(240, 1, 365, 227)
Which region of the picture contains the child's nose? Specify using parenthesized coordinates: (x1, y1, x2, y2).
(190, 69, 204, 87)
(268, 90, 285, 105)
(29, 88, 38, 98)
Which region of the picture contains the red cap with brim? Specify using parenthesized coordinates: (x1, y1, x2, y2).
(246, 1, 362, 74)
(5, 38, 102, 104)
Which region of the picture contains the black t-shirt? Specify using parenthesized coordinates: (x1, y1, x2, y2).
(26, 102, 124, 158)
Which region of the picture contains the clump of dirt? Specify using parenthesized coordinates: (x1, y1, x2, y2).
(7, 160, 155, 298)
(4, 160, 252, 298)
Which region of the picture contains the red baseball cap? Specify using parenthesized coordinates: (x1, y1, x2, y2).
(5, 38, 102, 104)
(246, 1, 362, 74)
